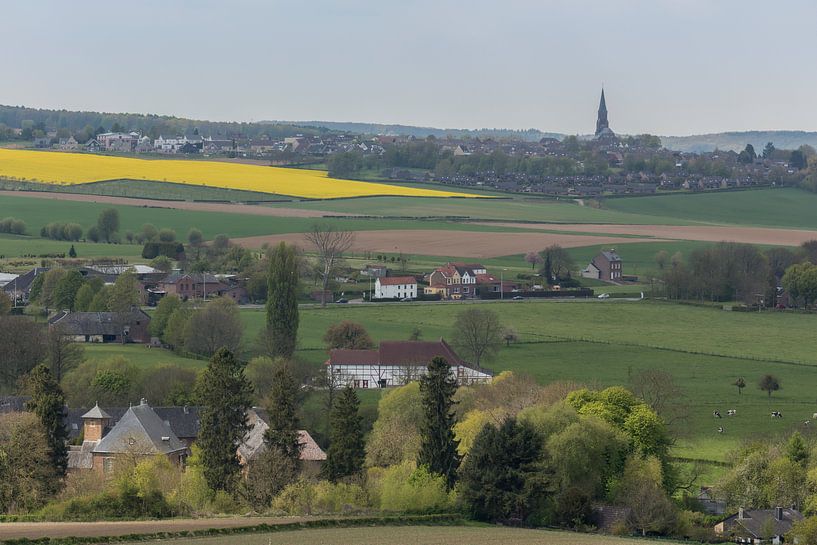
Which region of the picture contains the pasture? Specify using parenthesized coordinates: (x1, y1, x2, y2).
(602, 187, 817, 230)
(0, 149, 471, 199)
(238, 300, 817, 462)
(149, 525, 671, 545)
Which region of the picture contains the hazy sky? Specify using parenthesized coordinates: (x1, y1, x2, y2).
(4, 0, 817, 135)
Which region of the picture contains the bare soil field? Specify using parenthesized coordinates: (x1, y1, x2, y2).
(152, 525, 663, 545)
(234, 229, 663, 258)
(0, 190, 340, 218)
(476, 222, 817, 247)
(0, 515, 328, 540)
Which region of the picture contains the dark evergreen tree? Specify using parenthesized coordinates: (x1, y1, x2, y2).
(264, 361, 301, 465)
(196, 348, 253, 492)
(25, 364, 69, 478)
(417, 356, 460, 489)
(68, 244, 77, 258)
(459, 418, 549, 523)
(265, 242, 299, 358)
(322, 386, 364, 481)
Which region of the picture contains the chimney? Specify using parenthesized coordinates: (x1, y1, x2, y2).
(738, 507, 744, 520)
(140, 398, 148, 406)
(775, 507, 783, 521)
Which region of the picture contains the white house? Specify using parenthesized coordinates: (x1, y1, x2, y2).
(374, 276, 417, 300)
(326, 339, 493, 389)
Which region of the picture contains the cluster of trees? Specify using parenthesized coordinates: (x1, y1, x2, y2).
(0, 216, 26, 235)
(29, 268, 140, 314)
(657, 241, 817, 305)
(39, 208, 120, 244)
(40, 222, 83, 241)
(151, 295, 244, 358)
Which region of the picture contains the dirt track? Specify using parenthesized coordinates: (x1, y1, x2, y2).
(0, 190, 340, 218)
(234, 230, 663, 258)
(0, 515, 333, 540)
(475, 222, 817, 247)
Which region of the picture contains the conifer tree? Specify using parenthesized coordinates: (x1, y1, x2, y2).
(323, 386, 364, 481)
(265, 242, 299, 358)
(196, 348, 253, 492)
(26, 364, 69, 478)
(264, 361, 301, 465)
(417, 356, 460, 489)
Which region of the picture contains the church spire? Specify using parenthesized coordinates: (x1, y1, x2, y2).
(595, 88, 610, 137)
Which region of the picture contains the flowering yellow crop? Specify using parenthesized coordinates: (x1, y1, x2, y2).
(0, 149, 475, 199)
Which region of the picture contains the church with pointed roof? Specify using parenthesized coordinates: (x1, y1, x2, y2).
(594, 88, 616, 140)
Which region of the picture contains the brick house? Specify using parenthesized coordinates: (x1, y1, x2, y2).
(157, 272, 246, 302)
(326, 338, 493, 389)
(581, 250, 623, 282)
(424, 263, 487, 299)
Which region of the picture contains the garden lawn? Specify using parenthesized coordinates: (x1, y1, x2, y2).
(83, 344, 206, 371)
(602, 187, 817, 229)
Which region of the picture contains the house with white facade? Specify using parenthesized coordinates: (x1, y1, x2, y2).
(374, 276, 417, 300)
(326, 339, 493, 389)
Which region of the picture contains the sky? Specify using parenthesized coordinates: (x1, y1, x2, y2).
(3, 0, 817, 136)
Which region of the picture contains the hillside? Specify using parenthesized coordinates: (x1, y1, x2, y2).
(660, 130, 817, 153)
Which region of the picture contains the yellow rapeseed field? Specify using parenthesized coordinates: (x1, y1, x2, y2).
(0, 149, 474, 199)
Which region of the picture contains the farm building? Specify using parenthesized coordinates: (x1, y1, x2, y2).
(48, 308, 152, 343)
(581, 250, 623, 282)
(374, 276, 417, 300)
(326, 338, 493, 389)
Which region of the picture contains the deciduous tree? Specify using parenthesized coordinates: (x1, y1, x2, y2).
(305, 223, 354, 307)
(323, 321, 374, 350)
(452, 308, 503, 367)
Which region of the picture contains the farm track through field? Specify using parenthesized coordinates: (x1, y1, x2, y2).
(0, 515, 340, 540)
(472, 222, 817, 247)
(233, 230, 669, 258)
(0, 190, 344, 218)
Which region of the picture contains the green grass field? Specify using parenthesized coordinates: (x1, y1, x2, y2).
(268, 195, 688, 224)
(233, 300, 817, 463)
(151, 524, 670, 545)
(603, 187, 817, 229)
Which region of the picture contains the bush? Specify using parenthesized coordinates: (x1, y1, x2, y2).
(369, 461, 454, 513)
(142, 241, 185, 260)
(0, 217, 26, 235)
(271, 479, 369, 516)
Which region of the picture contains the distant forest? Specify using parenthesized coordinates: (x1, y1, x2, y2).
(0, 104, 329, 141)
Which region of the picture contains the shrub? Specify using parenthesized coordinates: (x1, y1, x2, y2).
(369, 461, 454, 513)
(0, 217, 26, 235)
(271, 479, 369, 515)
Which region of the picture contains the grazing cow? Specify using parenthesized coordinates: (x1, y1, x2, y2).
(713, 410, 722, 418)
(812, 412, 817, 419)
(727, 409, 737, 416)
(717, 427, 724, 433)
(805, 421, 811, 426)
(771, 411, 783, 418)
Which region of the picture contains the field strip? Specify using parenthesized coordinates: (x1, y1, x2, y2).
(233, 230, 670, 258)
(0, 190, 345, 218)
(471, 222, 817, 246)
(0, 515, 341, 540)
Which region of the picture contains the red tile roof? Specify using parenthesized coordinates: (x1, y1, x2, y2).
(328, 339, 471, 369)
(377, 276, 417, 286)
(327, 348, 380, 365)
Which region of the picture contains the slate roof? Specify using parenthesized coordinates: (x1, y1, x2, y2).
(66, 405, 200, 440)
(721, 508, 804, 538)
(48, 309, 150, 336)
(0, 395, 31, 414)
(93, 400, 187, 455)
(81, 403, 111, 419)
(160, 272, 220, 285)
(68, 441, 97, 470)
(600, 250, 621, 262)
(2, 267, 49, 294)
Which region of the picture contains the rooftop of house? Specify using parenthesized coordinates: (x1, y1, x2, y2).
(328, 338, 492, 375)
(48, 309, 151, 336)
(377, 276, 417, 286)
(721, 508, 804, 538)
(598, 250, 622, 262)
(92, 399, 187, 455)
(238, 408, 326, 463)
(159, 272, 221, 285)
(65, 405, 200, 440)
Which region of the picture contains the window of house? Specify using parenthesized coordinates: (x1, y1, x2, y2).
(362, 380, 369, 388)
(103, 457, 114, 474)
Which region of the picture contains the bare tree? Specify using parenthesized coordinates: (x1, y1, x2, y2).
(629, 368, 689, 434)
(304, 223, 355, 307)
(451, 308, 503, 367)
(45, 324, 85, 382)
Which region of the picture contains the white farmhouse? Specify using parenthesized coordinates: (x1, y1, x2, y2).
(326, 339, 493, 389)
(374, 276, 417, 300)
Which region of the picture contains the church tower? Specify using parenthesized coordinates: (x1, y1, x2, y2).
(595, 88, 609, 137)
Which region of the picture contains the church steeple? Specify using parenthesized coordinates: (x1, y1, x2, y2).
(595, 88, 609, 136)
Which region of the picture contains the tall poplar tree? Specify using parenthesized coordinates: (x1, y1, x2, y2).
(196, 348, 253, 492)
(417, 356, 460, 489)
(323, 386, 364, 481)
(265, 242, 299, 358)
(26, 364, 69, 479)
(264, 361, 301, 465)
